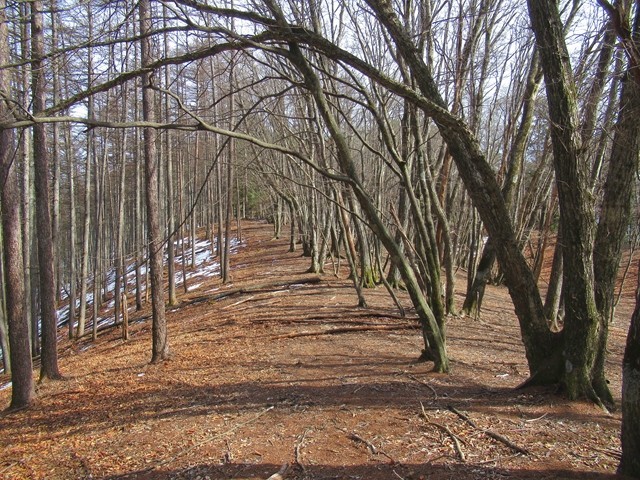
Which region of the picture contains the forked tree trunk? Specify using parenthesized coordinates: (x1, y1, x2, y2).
(527, 0, 612, 405)
(592, 4, 640, 407)
(463, 51, 542, 316)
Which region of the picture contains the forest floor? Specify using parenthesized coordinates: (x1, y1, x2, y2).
(1, 220, 638, 480)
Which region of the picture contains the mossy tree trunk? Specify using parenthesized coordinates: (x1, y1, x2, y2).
(526, 0, 640, 406)
(619, 261, 640, 477)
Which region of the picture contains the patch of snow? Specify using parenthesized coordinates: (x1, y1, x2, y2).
(49, 234, 244, 340)
(0, 381, 11, 391)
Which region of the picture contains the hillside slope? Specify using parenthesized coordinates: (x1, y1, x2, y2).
(0, 221, 631, 480)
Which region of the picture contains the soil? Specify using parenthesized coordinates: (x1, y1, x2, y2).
(0, 220, 637, 480)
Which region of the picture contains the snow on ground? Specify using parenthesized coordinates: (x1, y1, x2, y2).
(0, 235, 245, 370)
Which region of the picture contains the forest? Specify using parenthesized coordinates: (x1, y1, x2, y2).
(0, 0, 640, 478)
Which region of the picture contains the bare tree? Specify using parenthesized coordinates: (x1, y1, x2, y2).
(140, 0, 169, 363)
(31, 0, 61, 381)
(0, 0, 35, 409)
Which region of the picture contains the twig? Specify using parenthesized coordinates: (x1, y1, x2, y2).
(266, 463, 289, 480)
(0, 462, 19, 475)
(420, 402, 466, 462)
(221, 295, 256, 309)
(295, 429, 309, 472)
(342, 428, 395, 462)
(146, 405, 275, 471)
(447, 405, 529, 456)
(392, 470, 407, 480)
(407, 373, 438, 399)
(524, 412, 548, 423)
(591, 447, 622, 460)
(348, 432, 379, 454)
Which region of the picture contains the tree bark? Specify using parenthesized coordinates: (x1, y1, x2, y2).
(0, 0, 34, 408)
(619, 261, 640, 477)
(527, 0, 609, 404)
(31, 0, 62, 381)
(140, 0, 169, 363)
(593, 3, 640, 407)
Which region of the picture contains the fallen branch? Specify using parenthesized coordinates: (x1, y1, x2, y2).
(421, 402, 465, 462)
(447, 405, 529, 455)
(273, 324, 418, 339)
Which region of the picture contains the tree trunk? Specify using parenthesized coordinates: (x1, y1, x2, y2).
(140, 0, 169, 363)
(31, 0, 61, 381)
(366, 0, 556, 380)
(276, 22, 448, 371)
(527, 0, 609, 404)
(115, 129, 128, 337)
(544, 231, 564, 326)
(618, 260, 640, 477)
(77, 2, 94, 335)
(164, 20, 177, 306)
(0, 0, 34, 407)
(593, 4, 640, 408)
(92, 136, 107, 341)
(50, 0, 61, 304)
(135, 126, 144, 311)
(1, 143, 35, 408)
(66, 122, 77, 339)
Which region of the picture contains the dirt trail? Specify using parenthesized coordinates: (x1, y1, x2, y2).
(0, 221, 631, 480)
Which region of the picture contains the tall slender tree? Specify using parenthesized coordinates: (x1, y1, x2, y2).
(140, 0, 169, 362)
(0, 0, 35, 409)
(31, 0, 61, 381)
